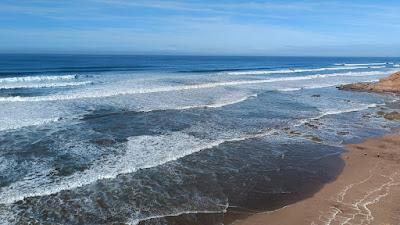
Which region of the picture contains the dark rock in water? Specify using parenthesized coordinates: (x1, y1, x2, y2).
(382, 111, 400, 120)
(304, 122, 318, 129)
(311, 94, 320, 98)
(362, 113, 372, 119)
(337, 131, 349, 136)
(288, 130, 302, 136)
(304, 135, 322, 143)
(377, 111, 386, 116)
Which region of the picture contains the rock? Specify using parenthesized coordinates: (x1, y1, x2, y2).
(337, 131, 349, 135)
(304, 135, 322, 143)
(338, 71, 400, 93)
(377, 111, 386, 116)
(383, 111, 400, 120)
(288, 130, 301, 135)
(311, 94, 321, 98)
(304, 122, 318, 129)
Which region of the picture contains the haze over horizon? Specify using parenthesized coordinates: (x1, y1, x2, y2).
(1, 0, 400, 56)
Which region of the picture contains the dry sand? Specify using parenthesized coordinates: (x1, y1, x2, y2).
(234, 71, 400, 225)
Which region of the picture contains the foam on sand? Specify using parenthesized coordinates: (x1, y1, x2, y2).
(127, 206, 229, 225)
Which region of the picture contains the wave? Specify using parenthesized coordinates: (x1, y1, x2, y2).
(162, 94, 258, 111)
(0, 132, 251, 204)
(127, 206, 229, 225)
(0, 74, 76, 83)
(277, 84, 337, 92)
(277, 78, 382, 92)
(0, 117, 62, 132)
(334, 63, 388, 67)
(0, 70, 392, 102)
(293, 103, 381, 127)
(0, 81, 91, 90)
(278, 87, 303, 92)
(0, 93, 255, 132)
(222, 65, 385, 76)
(319, 103, 379, 118)
(0, 101, 381, 204)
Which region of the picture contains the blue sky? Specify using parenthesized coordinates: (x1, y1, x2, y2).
(1, 0, 400, 56)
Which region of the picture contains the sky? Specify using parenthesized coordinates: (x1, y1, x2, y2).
(0, 0, 400, 56)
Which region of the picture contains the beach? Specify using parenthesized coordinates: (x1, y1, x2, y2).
(234, 72, 400, 225)
(233, 134, 400, 225)
(1, 56, 400, 225)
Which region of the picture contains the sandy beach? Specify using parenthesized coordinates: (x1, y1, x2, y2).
(233, 71, 400, 225)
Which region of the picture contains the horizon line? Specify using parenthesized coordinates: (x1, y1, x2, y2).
(1, 53, 399, 58)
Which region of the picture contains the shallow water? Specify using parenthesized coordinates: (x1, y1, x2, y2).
(0, 55, 399, 224)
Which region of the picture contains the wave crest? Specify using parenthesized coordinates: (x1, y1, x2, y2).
(0, 75, 76, 83)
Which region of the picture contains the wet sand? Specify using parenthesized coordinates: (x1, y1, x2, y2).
(234, 71, 400, 225)
(233, 134, 400, 225)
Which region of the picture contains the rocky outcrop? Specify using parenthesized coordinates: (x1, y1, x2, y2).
(338, 71, 400, 93)
(378, 111, 400, 120)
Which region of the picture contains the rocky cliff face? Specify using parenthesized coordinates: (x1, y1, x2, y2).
(339, 71, 400, 93)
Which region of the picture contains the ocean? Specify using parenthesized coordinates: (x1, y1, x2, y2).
(0, 55, 400, 225)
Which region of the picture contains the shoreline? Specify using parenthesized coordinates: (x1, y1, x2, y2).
(232, 133, 400, 225)
(232, 71, 400, 225)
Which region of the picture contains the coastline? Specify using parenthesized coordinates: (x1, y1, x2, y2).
(232, 133, 400, 225)
(232, 71, 400, 225)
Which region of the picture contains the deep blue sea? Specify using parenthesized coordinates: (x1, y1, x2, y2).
(0, 55, 400, 225)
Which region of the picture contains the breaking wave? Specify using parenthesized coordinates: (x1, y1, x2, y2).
(0, 101, 381, 205)
(222, 66, 385, 76)
(0, 81, 91, 90)
(0, 75, 76, 83)
(0, 70, 392, 102)
(334, 63, 388, 67)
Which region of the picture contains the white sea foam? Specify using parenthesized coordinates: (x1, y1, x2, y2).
(127, 206, 229, 225)
(292, 103, 381, 129)
(0, 128, 279, 205)
(0, 132, 239, 204)
(0, 75, 76, 83)
(223, 66, 385, 76)
(0, 206, 14, 225)
(0, 81, 91, 90)
(278, 84, 339, 92)
(278, 87, 303, 92)
(0, 70, 392, 102)
(320, 103, 379, 117)
(0, 100, 379, 204)
(335, 63, 388, 67)
(165, 94, 258, 111)
(0, 117, 62, 132)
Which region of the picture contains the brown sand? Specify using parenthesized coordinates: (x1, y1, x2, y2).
(233, 134, 400, 225)
(234, 71, 400, 225)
